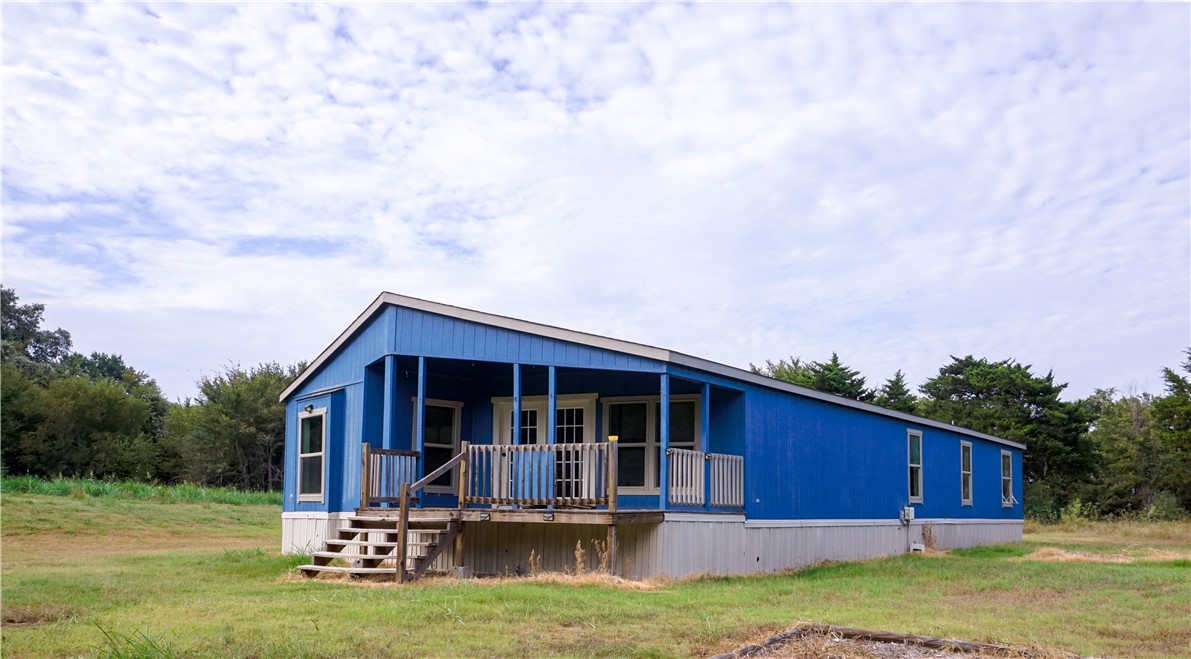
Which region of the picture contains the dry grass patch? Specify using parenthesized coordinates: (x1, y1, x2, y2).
(1014, 546, 1189, 564)
(278, 568, 661, 590)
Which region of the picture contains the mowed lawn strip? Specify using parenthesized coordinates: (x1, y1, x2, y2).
(2, 491, 1188, 658)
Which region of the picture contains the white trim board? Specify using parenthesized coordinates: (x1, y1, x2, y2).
(281, 512, 354, 520)
(279, 292, 1026, 451)
(663, 513, 747, 523)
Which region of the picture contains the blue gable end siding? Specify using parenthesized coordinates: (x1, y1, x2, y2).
(284, 303, 667, 513)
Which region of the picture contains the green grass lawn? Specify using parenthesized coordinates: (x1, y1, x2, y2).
(2, 486, 1188, 658)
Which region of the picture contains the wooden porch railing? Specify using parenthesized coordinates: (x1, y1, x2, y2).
(465, 443, 617, 509)
(362, 441, 741, 513)
(708, 452, 744, 508)
(360, 444, 419, 508)
(667, 448, 706, 505)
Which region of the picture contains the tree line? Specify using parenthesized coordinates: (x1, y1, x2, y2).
(2, 286, 1187, 519)
(1, 286, 303, 491)
(750, 351, 1190, 520)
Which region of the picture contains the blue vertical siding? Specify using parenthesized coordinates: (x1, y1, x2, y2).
(742, 388, 1021, 520)
(283, 387, 351, 513)
(391, 306, 664, 372)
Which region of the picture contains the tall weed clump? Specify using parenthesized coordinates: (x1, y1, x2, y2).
(2, 476, 281, 506)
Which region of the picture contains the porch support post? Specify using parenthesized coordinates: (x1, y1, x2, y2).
(415, 356, 426, 508)
(702, 382, 711, 510)
(512, 363, 522, 445)
(547, 365, 557, 509)
(547, 366, 557, 445)
(382, 354, 397, 450)
(659, 373, 670, 511)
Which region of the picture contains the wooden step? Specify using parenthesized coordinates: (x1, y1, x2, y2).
(297, 564, 397, 575)
(338, 522, 451, 534)
(327, 540, 442, 551)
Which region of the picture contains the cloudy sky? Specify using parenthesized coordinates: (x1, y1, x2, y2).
(3, 2, 1188, 401)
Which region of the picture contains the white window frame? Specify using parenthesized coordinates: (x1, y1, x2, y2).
(411, 398, 463, 494)
(602, 394, 702, 495)
(960, 440, 973, 506)
(1001, 449, 1014, 507)
(907, 430, 923, 504)
(491, 394, 597, 446)
(297, 407, 327, 503)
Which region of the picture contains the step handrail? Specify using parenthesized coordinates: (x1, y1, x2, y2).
(409, 448, 467, 494)
(395, 442, 470, 583)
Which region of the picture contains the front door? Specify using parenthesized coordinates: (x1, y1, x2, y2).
(491, 396, 597, 502)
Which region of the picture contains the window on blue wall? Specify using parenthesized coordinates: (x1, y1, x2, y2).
(606, 396, 701, 492)
(298, 409, 325, 502)
(654, 400, 697, 484)
(609, 402, 647, 488)
(424, 403, 460, 488)
(908, 430, 923, 504)
(960, 441, 973, 506)
(1001, 450, 1014, 507)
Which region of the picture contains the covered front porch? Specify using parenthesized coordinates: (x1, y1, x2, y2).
(358, 354, 747, 515)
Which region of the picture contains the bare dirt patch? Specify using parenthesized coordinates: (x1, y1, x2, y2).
(2, 604, 83, 627)
(716, 624, 1075, 659)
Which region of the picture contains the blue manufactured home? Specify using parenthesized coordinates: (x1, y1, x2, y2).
(283, 293, 1023, 580)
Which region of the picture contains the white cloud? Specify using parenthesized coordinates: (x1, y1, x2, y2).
(2, 2, 1187, 400)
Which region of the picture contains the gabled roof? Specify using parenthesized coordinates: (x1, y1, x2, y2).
(281, 292, 1026, 450)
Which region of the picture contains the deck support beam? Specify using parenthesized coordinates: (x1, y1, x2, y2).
(659, 373, 670, 511)
(607, 523, 618, 577)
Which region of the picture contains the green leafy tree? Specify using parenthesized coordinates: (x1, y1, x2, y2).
(1082, 389, 1174, 515)
(1, 285, 72, 376)
(0, 361, 44, 474)
(21, 376, 156, 479)
(166, 362, 304, 490)
(918, 356, 1092, 512)
(1150, 348, 1191, 511)
(874, 370, 918, 413)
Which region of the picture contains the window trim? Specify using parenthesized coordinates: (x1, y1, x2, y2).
(297, 407, 327, 503)
(960, 440, 973, 506)
(602, 394, 702, 495)
(1001, 449, 1014, 508)
(410, 398, 463, 493)
(907, 430, 923, 505)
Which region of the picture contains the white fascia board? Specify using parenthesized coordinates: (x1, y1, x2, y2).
(668, 352, 1027, 451)
(279, 293, 1026, 452)
(280, 293, 390, 402)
